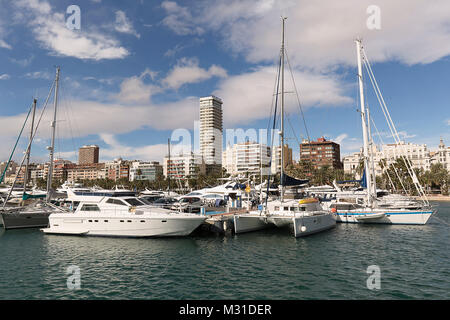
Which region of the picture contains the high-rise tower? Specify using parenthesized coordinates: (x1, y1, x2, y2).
(199, 96, 223, 166)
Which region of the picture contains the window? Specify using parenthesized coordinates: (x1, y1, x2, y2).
(124, 198, 146, 206)
(80, 204, 100, 212)
(106, 198, 126, 206)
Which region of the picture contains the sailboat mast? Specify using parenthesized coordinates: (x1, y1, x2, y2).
(355, 39, 373, 207)
(280, 16, 286, 203)
(46, 67, 60, 203)
(23, 98, 36, 196)
(366, 107, 377, 198)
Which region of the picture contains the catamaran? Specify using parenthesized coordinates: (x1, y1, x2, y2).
(331, 40, 434, 224)
(234, 17, 336, 237)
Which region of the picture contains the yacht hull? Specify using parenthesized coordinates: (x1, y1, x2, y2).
(292, 214, 336, 237)
(41, 214, 206, 237)
(233, 213, 271, 234)
(1, 210, 50, 229)
(335, 210, 434, 225)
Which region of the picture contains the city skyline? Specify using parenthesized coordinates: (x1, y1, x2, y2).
(0, 0, 449, 165)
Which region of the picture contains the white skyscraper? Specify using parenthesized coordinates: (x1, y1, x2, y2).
(199, 96, 223, 166)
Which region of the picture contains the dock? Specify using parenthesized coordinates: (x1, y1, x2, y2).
(198, 208, 250, 235)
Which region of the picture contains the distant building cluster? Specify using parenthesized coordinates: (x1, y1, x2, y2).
(2, 94, 448, 186)
(343, 138, 450, 177)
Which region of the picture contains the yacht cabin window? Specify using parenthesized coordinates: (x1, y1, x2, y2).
(106, 198, 127, 206)
(80, 204, 100, 212)
(124, 198, 146, 206)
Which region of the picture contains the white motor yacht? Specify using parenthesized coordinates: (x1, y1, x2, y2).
(41, 195, 206, 237)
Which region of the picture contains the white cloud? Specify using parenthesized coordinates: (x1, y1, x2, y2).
(98, 133, 168, 162)
(24, 71, 52, 80)
(163, 57, 227, 89)
(15, 0, 129, 60)
(10, 55, 34, 67)
(215, 66, 352, 126)
(0, 74, 10, 80)
(0, 39, 12, 49)
(334, 134, 349, 145)
(161, 0, 204, 36)
(114, 68, 161, 104)
(114, 10, 140, 38)
(163, 0, 450, 70)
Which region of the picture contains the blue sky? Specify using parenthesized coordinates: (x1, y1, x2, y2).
(0, 0, 449, 164)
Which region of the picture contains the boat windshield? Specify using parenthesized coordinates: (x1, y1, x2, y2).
(124, 198, 146, 206)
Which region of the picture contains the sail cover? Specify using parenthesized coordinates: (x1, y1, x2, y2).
(281, 174, 309, 186)
(22, 192, 46, 200)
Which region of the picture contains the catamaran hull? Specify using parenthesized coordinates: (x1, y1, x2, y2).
(41, 215, 206, 237)
(268, 214, 336, 237)
(1, 211, 50, 229)
(335, 210, 434, 225)
(293, 214, 336, 237)
(233, 213, 271, 234)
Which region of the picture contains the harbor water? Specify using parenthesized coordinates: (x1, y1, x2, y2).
(0, 202, 448, 300)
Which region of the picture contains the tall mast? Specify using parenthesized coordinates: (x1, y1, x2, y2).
(23, 98, 37, 197)
(280, 16, 287, 203)
(355, 39, 373, 207)
(167, 138, 171, 193)
(46, 66, 60, 203)
(367, 107, 377, 198)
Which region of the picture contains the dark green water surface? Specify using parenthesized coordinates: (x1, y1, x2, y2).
(0, 202, 448, 299)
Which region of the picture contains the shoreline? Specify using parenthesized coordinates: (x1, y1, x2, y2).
(414, 195, 450, 202)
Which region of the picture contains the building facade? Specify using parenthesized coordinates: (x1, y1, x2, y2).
(300, 137, 342, 169)
(105, 158, 130, 181)
(222, 142, 271, 176)
(163, 153, 204, 179)
(271, 145, 293, 174)
(199, 96, 223, 166)
(129, 161, 163, 181)
(78, 145, 99, 165)
(343, 141, 436, 177)
(67, 163, 106, 182)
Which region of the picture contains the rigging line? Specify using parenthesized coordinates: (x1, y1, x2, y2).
(265, 51, 282, 210)
(362, 53, 427, 203)
(0, 102, 33, 184)
(64, 84, 81, 162)
(2, 79, 56, 206)
(60, 79, 78, 162)
(284, 47, 311, 143)
(285, 111, 302, 147)
(364, 62, 408, 195)
(267, 52, 283, 148)
(370, 117, 399, 192)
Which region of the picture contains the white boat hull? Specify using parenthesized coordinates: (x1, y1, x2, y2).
(233, 213, 271, 234)
(292, 214, 336, 237)
(41, 214, 206, 237)
(335, 209, 434, 225)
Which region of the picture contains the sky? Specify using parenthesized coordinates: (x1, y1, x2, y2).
(0, 0, 449, 164)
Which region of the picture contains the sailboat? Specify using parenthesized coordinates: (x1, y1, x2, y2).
(331, 40, 434, 224)
(234, 17, 336, 237)
(1, 67, 67, 229)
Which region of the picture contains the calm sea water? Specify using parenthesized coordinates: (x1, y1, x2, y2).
(0, 202, 448, 300)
